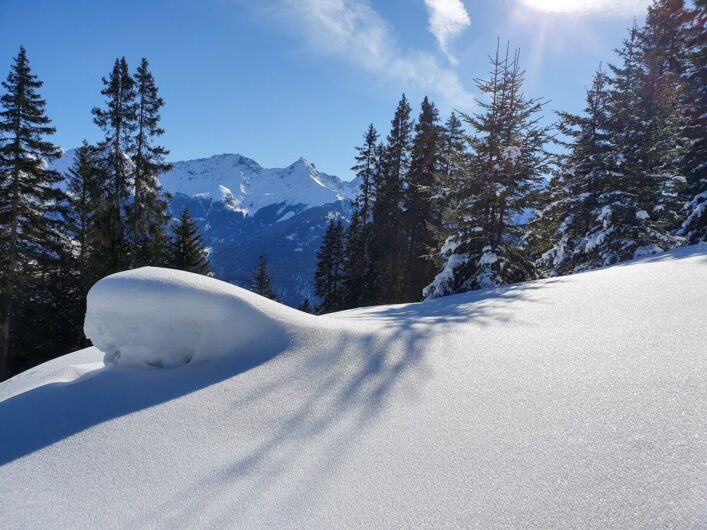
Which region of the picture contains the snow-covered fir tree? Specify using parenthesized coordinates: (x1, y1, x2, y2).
(168, 208, 210, 276)
(677, 0, 707, 242)
(529, 68, 614, 275)
(0, 47, 66, 377)
(424, 44, 551, 299)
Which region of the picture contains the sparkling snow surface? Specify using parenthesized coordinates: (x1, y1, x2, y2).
(1, 246, 706, 528)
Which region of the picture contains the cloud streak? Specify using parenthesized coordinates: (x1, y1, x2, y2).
(424, 0, 471, 64)
(269, 0, 475, 111)
(518, 0, 650, 17)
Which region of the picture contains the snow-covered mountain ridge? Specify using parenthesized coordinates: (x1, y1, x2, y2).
(161, 153, 358, 217)
(52, 150, 358, 306)
(1, 245, 705, 527)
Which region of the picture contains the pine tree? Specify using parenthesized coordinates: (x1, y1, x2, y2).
(677, 1, 707, 242)
(60, 141, 103, 346)
(428, 113, 468, 270)
(574, 20, 685, 268)
(168, 208, 210, 275)
(425, 43, 551, 299)
(344, 125, 380, 308)
(130, 58, 172, 266)
(529, 67, 614, 275)
(370, 94, 413, 303)
(402, 96, 442, 301)
(314, 219, 346, 313)
(0, 47, 66, 378)
(250, 254, 278, 301)
(91, 57, 137, 274)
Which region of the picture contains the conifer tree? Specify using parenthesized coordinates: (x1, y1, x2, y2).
(574, 20, 685, 267)
(425, 44, 551, 299)
(130, 58, 172, 266)
(0, 47, 66, 378)
(402, 96, 442, 301)
(91, 57, 137, 274)
(428, 113, 468, 270)
(250, 254, 278, 301)
(371, 94, 413, 303)
(60, 141, 103, 346)
(528, 67, 614, 275)
(168, 208, 210, 275)
(344, 125, 380, 308)
(677, 0, 707, 242)
(314, 219, 346, 313)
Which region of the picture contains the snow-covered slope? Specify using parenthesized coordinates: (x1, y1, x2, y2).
(1, 246, 706, 528)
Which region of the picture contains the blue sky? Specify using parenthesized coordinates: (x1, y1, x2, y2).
(0, 0, 650, 179)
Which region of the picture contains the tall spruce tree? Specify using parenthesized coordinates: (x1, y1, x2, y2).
(314, 218, 346, 313)
(427, 113, 468, 271)
(251, 254, 278, 301)
(371, 94, 413, 303)
(91, 57, 137, 275)
(574, 20, 685, 268)
(344, 125, 380, 308)
(130, 58, 172, 266)
(168, 208, 210, 275)
(529, 67, 614, 275)
(60, 141, 103, 347)
(402, 96, 442, 301)
(0, 47, 66, 378)
(425, 43, 551, 299)
(677, 0, 707, 242)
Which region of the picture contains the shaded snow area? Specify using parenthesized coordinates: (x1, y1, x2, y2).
(1, 246, 706, 528)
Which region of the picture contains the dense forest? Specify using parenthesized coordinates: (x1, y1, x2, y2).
(0, 0, 705, 379)
(313, 0, 706, 313)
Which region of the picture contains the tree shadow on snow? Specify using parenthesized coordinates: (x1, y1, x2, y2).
(130, 279, 554, 527)
(0, 333, 291, 467)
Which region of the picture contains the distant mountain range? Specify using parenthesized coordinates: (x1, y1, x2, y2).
(53, 150, 359, 307)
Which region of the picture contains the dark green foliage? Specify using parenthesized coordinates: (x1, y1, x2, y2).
(314, 219, 346, 313)
(0, 47, 66, 378)
(677, 1, 707, 242)
(130, 58, 172, 266)
(425, 43, 551, 299)
(370, 94, 413, 303)
(168, 209, 210, 275)
(91, 57, 137, 274)
(250, 254, 278, 301)
(402, 96, 442, 301)
(343, 125, 381, 308)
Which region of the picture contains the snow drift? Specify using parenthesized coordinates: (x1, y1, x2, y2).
(1, 246, 706, 528)
(84, 267, 312, 368)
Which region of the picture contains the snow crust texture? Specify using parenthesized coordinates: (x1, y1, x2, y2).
(1, 245, 706, 529)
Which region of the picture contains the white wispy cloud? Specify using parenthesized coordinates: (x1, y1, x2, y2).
(267, 0, 475, 111)
(518, 0, 650, 17)
(424, 0, 471, 65)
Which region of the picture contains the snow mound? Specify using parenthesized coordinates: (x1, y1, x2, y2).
(84, 267, 311, 368)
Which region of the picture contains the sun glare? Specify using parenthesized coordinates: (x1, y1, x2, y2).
(519, 0, 650, 15)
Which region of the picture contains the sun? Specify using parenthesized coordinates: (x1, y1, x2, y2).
(518, 0, 650, 15)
